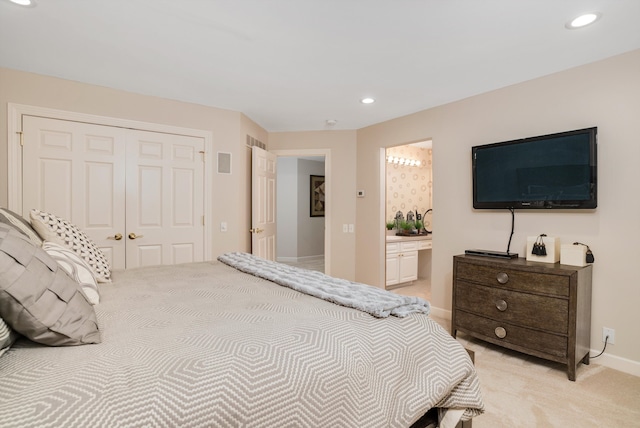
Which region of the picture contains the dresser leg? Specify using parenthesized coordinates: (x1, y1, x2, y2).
(567, 365, 576, 382)
(582, 353, 590, 366)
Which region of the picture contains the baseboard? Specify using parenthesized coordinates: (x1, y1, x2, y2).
(432, 305, 640, 378)
(429, 305, 451, 321)
(592, 351, 640, 378)
(277, 254, 324, 263)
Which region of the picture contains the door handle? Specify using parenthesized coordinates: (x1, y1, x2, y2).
(107, 233, 123, 241)
(249, 228, 264, 234)
(128, 232, 144, 240)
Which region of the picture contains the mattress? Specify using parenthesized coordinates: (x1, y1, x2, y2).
(0, 261, 483, 427)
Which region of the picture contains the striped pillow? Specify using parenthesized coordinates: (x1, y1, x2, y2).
(42, 241, 100, 305)
(30, 210, 111, 283)
(0, 317, 19, 357)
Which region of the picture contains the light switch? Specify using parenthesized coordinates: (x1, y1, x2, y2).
(220, 222, 228, 232)
(348, 224, 354, 233)
(343, 224, 348, 233)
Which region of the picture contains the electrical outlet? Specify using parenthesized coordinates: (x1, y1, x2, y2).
(602, 327, 615, 345)
(343, 224, 348, 233)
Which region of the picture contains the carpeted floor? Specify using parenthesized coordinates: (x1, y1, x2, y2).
(430, 315, 640, 428)
(285, 264, 640, 427)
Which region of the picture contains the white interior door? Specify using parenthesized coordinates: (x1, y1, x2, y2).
(251, 146, 277, 260)
(22, 116, 205, 269)
(22, 115, 127, 269)
(125, 130, 205, 267)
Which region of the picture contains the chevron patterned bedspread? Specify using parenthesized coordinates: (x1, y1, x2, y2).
(0, 261, 483, 427)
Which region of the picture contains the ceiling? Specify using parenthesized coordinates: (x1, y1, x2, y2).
(1, 1, 639, 132)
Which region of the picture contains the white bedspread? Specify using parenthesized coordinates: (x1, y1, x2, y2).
(0, 261, 483, 427)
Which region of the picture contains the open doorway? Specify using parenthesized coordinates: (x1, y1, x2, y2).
(383, 140, 433, 300)
(275, 155, 326, 273)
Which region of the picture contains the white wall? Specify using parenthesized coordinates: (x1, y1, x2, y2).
(269, 131, 357, 280)
(356, 49, 640, 374)
(3, 49, 638, 374)
(0, 68, 267, 261)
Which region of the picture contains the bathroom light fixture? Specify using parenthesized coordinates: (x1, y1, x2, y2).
(387, 156, 421, 167)
(565, 12, 602, 29)
(360, 97, 375, 104)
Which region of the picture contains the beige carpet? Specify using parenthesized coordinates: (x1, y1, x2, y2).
(430, 316, 640, 428)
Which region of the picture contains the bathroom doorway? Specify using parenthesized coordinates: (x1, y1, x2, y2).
(384, 140, 433, 300)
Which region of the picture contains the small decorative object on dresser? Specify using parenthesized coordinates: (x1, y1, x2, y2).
(526, 234, 560, 263)
(451, 254, 592, 381)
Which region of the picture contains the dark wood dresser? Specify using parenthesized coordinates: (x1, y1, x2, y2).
(452, 254, 592, 381)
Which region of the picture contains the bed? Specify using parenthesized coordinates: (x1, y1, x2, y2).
(0, 215, 484, 428)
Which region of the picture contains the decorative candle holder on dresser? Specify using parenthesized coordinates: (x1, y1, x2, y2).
(451, 254, 592, 381)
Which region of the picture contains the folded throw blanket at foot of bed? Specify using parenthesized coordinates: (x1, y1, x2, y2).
(217, 252, 430, 318)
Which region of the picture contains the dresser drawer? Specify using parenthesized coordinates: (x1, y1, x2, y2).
(456, 262, 569, 297)
(455, 310, 568, 359)
(455, 281, 568, 334)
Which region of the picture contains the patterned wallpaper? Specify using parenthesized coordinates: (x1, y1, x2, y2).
(385, 145, 433, 224)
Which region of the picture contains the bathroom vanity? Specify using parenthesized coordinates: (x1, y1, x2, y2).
(385, 234, 432, 287)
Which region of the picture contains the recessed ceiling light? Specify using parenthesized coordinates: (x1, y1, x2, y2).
(565, 12, 602, 29)
(8, 0, 36, 6)
(361, 97, 375, 104)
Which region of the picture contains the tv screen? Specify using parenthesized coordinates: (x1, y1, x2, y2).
(473, 127, 597, 209)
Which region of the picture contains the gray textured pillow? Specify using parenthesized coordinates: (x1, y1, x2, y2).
(0, 207, 43, 245)
(0, 224, 101, 346)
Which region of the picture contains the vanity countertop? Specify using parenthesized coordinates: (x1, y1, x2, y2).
(386, 234, 432, 242)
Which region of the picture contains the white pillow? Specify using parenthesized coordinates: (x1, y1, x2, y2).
(30, 209, 112, 283)
(42, 241, 100, 305)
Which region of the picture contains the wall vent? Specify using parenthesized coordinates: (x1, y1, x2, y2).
(246, 135, 266, 150)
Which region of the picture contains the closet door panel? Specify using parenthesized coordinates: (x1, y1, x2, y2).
(22, 116, 127, 269)
(126, 130, 205, 267)
(38, 158, 73, 219)
(22, 116, 204, 270)
(137, 166, 163, 226)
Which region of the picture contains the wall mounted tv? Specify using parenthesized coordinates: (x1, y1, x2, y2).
(472, 127, 597, 209)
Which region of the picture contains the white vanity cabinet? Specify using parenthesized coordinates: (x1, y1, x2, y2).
(385, 240, 419, 286)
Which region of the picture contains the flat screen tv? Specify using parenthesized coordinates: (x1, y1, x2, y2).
(472, 127, 597, 209)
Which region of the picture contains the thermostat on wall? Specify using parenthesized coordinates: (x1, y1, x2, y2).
(357, 190, 365, 198)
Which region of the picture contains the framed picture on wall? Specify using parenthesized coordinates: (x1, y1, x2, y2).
(310, 175, 325, 217)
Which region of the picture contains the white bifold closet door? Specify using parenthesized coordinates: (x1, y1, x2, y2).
(22, 115, 205, 270)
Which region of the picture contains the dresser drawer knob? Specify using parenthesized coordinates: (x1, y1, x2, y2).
(496, 272, 509, 284)
(495, 299, 508, 311)
(495, 327, 507, 339)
